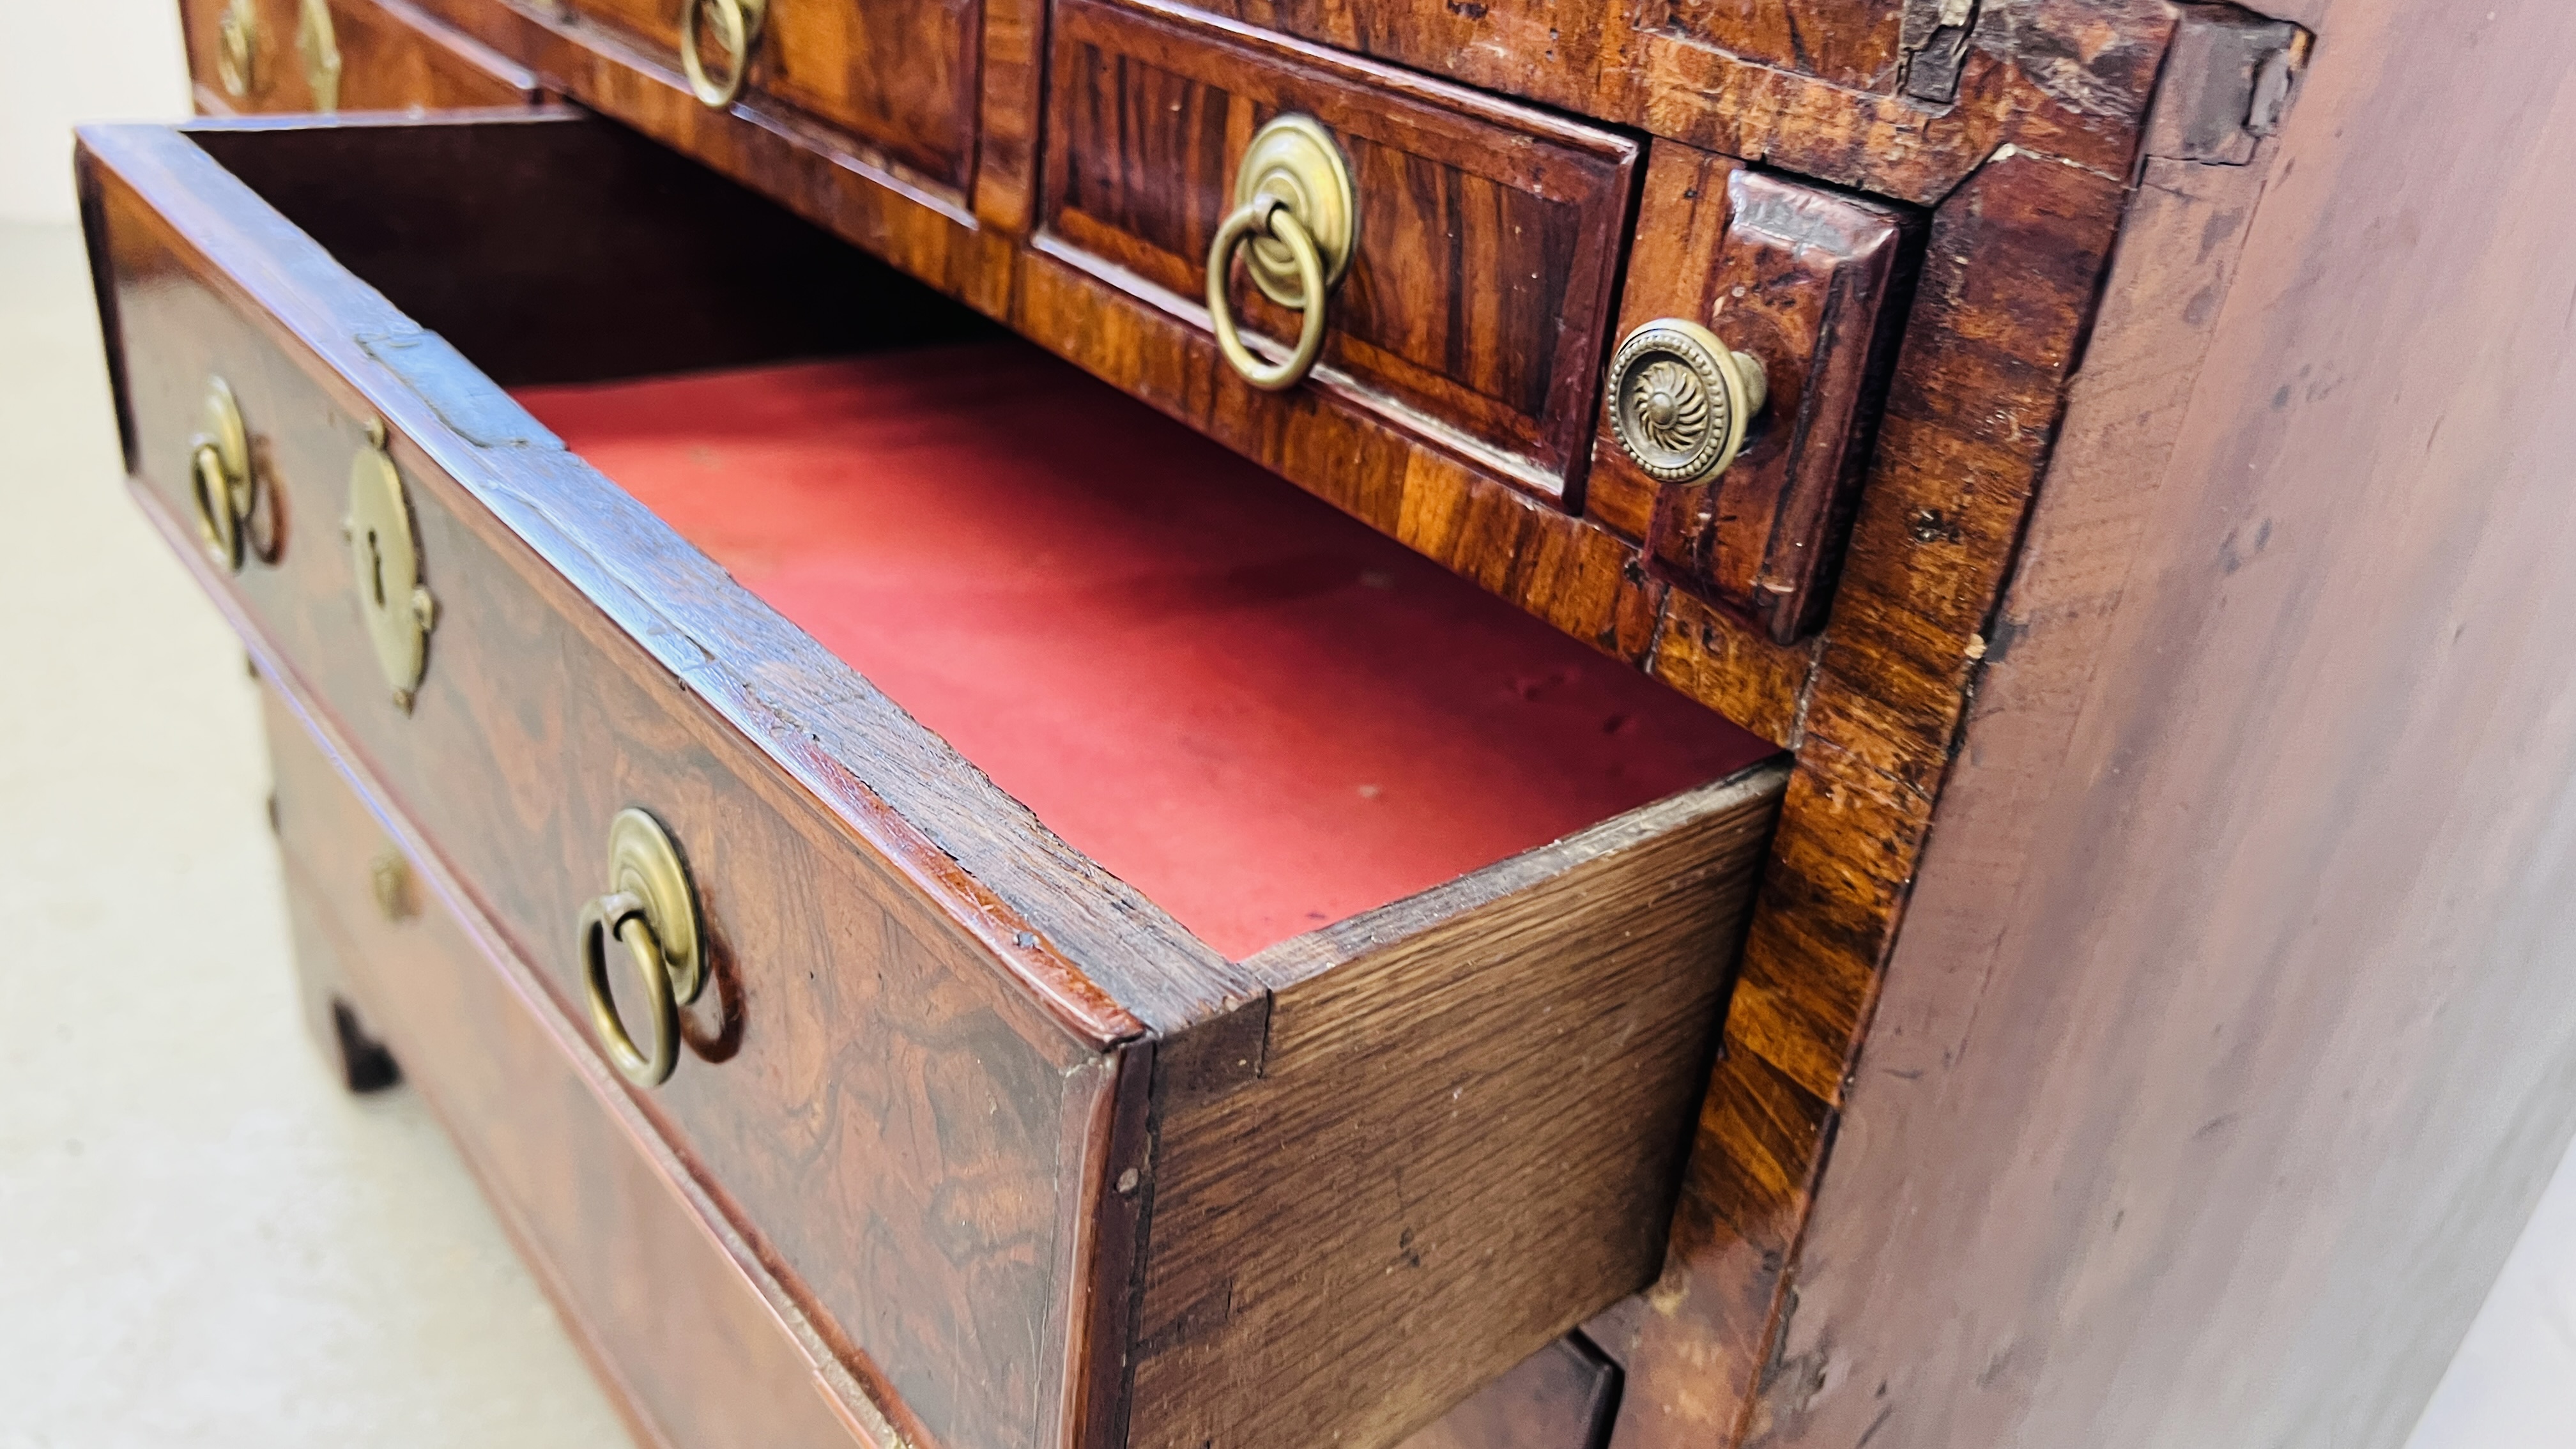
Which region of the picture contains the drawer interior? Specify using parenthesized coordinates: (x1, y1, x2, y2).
(516, 349, 1770, 957)
(194, 112, 1775, 963)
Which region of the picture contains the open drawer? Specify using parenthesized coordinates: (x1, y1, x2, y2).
(80, 111, 1784, 1449)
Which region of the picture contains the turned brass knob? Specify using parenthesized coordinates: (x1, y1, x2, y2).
(1206, 115, 1356, 392)
(188, 376, 254, 572)
(680, 0, 769, 109)
(1606, 319, 1769, 484)
(578, 809, 707, 1088)
(215, 0, 261, 98)
(342, 421, 438, 712)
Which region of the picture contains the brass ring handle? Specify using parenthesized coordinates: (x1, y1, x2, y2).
(188, 376, 253, 573)
(576, 809, 707, 1089)
(679, 0, 768, 109)
(582, 891, 681, 1087)
(1207, 195, 1330, 393)
(216, 0, 259, 98)
(191, 442, 246, 571)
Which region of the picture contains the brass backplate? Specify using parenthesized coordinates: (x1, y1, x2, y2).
(342, 426, 437, 710)
(1232, 115, 1356, 310)
(608, 808, 705, 1006)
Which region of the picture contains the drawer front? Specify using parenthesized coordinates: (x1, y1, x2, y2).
(182, 0, 540, 114)
(550, 0, 981, 189)
(89, 128, 1144, 1449)
(1039, 0, 1637, 500)
(263, 686, 887, 1449)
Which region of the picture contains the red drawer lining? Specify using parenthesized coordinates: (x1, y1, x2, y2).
(515, 343, 1774, 959)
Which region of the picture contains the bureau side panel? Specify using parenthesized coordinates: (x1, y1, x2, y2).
(1761, 6, 2576, 1448)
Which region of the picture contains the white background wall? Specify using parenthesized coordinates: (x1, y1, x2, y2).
(0, 0, 190, 220)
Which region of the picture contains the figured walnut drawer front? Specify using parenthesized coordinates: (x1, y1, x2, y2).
(83, 111, 1784, 1449)
(1040, 0, 1637, 501)
(181, 0, 539, 115)
(261, 685, 887, 1449)
(540, 0, 980, 190)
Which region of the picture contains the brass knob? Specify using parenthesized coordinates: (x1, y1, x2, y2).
(680, 0, 769, 109)
(1206, 115, 1356, 392)
(342, 421, 438, 711)
(578, 809, 707, 1089)
(188, 376, 254, 572)
(216, 0, 260, 98)
(1606, 319, 1770, 484)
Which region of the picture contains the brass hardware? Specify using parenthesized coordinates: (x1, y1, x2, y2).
(1606, 319, 1769, 485)
(296, 0, 343, 111)
(369, 849, 413, 922)
(216, 0, 261, 98)
(341, 421, 438, 711)
(578, 809, 706, 1088)
(679, 0, 769, 109)
(188, 376, 254, 572)
(1206, 116, 1355, 392)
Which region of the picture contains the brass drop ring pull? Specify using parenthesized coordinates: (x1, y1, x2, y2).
(1208, 197, 1330, 392)
(1205, 115, 1357, 393)
(577, 809, 707, 1088)
(680, 0, 769, 109)
(216, 0, 260, 98)
(582, 891, 680, 1087)
(188, 376, 254, 572)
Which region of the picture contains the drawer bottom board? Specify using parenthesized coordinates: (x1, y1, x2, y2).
(515, 344, 1774, 958)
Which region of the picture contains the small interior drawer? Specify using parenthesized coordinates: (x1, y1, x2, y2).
(1039, 0, 1638, 502)
(540, 0, 981, 190)
(82, 111, 1784, 1449)
(180, 0, 539, 115)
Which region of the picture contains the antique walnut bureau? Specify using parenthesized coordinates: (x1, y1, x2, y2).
(92, 0, 2576, 1446)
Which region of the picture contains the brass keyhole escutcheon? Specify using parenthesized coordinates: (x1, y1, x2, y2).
(341, 422, 438, 711)
(578, 809, 707, 1088)
(1606, 318, 1770, 485)
(680, 0, 769, 109)
(1206, 115, 1358, 392)
(188, 376, 255, 572)
(216, 0, 261, 98)
(296, 0, 343, 111)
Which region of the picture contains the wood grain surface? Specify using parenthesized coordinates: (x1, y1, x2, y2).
(181, 0, 539, 115)
(1586, 144, 1917, 642)
(87, 111, 1808, 1449)
(263, 681, 897, 1449)
(1722, 3, 2576, 1446)
(1402, 1335, 1622, 1449)
(1041, 0, 1637, 501)
(1132, 765, 1784, 1449)
(546, 0, 981, 188)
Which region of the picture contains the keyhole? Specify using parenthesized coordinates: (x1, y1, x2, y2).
(366, 528, 387, 609)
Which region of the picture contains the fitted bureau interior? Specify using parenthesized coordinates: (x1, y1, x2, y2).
(194, 113, 1779, 960)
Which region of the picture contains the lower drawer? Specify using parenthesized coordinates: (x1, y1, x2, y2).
(267, 673, 1634, 1446)
(182, 0, 539, 114)
(263, 678, 893, 1449)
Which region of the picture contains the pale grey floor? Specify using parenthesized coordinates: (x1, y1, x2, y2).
(0, 215, 2569, 1446)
